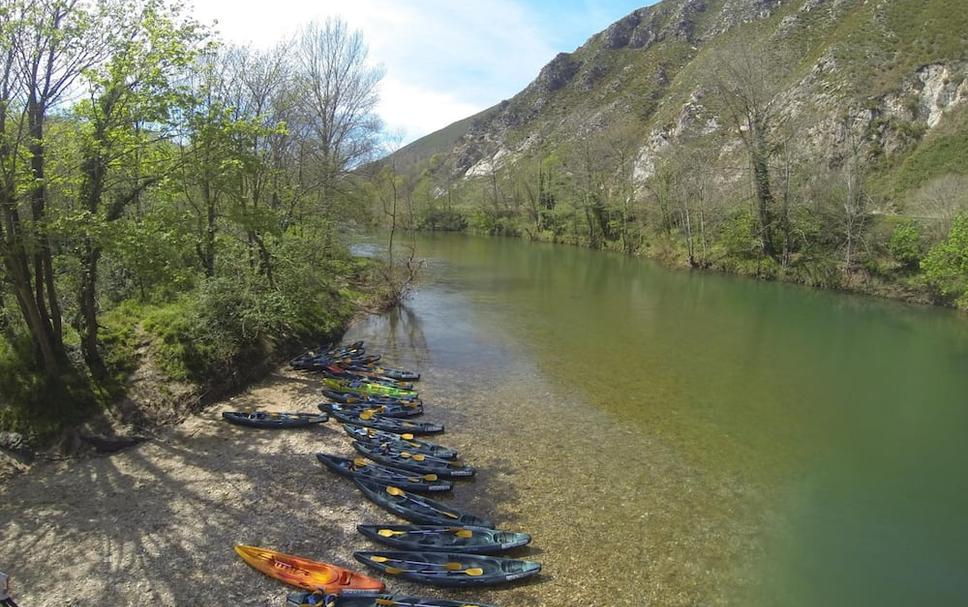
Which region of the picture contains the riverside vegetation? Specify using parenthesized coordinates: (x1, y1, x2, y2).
(367, 0, 968, 310)
(0, 2, 400, 444)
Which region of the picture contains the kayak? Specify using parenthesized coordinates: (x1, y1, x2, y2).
(320, 401, 424, 419)
(344, 425, 459, 460)
(233, 544, 384, 593)
(321, 366, 415, 390)
(222, 411, 327, 429)
(316, 453, 452, 493)
(352, 441, 475, 479)
(354, 479, 493, 528)
(321, 389, 423, 407)
(357, 524, 532, 554)
(286, 592, 494, 607)
(332, 410, 444, 435)
(323, 378, 418, 400)
(347, 364, 420, 382)
(354, 551, 540, 587)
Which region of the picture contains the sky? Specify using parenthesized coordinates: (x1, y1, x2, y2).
(189, 0, 653, 144)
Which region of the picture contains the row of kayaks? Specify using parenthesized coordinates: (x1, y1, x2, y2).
(232, 341, 539, 605)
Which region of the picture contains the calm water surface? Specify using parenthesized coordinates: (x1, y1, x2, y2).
(346, 233, 968, 606)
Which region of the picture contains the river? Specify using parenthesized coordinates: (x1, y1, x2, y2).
(345, 232, 968, 606)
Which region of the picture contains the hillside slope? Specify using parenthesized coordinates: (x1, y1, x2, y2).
(384, 0, 968, 307)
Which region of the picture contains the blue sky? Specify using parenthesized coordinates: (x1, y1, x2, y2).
(191, 0, 654, 143)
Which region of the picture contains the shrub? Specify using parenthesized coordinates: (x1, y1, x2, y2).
(921, 214, 968, 308)
(888, 220, 923, 269)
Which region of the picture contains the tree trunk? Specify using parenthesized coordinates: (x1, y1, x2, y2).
(79, 244, 105, 378)
(751, 151, 777, 259)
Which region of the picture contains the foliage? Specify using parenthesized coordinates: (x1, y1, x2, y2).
(888, 220, 923, 269)
(0, 2, 384, 440)
(921, 214, 968, 308)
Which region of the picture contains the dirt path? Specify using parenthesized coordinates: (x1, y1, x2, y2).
(1, 365, 514, 606)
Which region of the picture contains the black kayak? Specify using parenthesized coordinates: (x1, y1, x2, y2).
(332, 410, 444, 435)
(222, 411, 327, 429)
(346, 363, 421, 382)
(354, 479, 493, 528)
(354, 551, 540, 587)
(316, 453, 452, 493)
(352, 441, 475, 479)
(344, 425, 459, 460)
(357, 524, 531, 554)
(286, 592, 494, 607)
(322, 389, 423, 407)
(320, 401, 424, 419)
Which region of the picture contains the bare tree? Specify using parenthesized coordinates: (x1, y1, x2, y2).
(297, 17, 384, 209)
(712, 39, 786, 259)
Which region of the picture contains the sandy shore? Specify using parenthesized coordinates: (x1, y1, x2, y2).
(3, 326, 763, 606)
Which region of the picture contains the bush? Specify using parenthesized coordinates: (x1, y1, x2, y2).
(888, 220, 923, 269)
(921, 214, 968, 308)
(418, 208, 467, 231)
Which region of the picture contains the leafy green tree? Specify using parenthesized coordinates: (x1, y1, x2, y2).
(921, 214, 968, 308)
(888, 220, 923, 269)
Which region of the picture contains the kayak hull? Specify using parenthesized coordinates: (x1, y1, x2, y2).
(222, 411, 327, 429)
(353, 551, 541, 587)
(357, 524, 532, 554)
(344, 425, 459, 460)
(320, 401, 424, 419)
(316, 453, 452, 493)
(233, 544, 384, 593)
(352, 441, 475, 478)
(286, 592, 493, 607)
(354, 479, 493, 528)
(332, 410, 444, 435)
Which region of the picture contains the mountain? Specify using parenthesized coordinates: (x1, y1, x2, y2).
(382, 0, 968, 308)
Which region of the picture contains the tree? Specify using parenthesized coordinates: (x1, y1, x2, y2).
(297, 18, 384, 211)
(71, 0, 206, 377)
(0, 0, 107, 374)
(921, 214, 968, 309)
(712, 39, 786, 259)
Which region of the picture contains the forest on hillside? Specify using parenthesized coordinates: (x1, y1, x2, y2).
(0, 0, 394, 438)
(371, 0, 968, 310)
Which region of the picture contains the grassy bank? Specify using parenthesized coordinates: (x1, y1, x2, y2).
(0, 252, 388, 447)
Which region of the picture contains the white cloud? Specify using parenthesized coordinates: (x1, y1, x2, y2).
(189, 0, 560, 143)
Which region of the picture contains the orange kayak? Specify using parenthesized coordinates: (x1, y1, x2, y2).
(234, 545, 385, 593)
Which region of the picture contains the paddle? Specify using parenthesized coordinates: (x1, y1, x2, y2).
(376, 528, 473, 538)
(352, 459, 438, 482)
(374, 599, 484, 607)
(368, 555, 484, 577)
(383, 486, 459, 519)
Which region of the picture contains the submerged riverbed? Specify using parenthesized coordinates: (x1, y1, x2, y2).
(347, 232, 968, 606)
(3, 232, 966, 606)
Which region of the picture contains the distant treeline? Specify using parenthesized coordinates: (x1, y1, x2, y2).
(365, 42, 968, 310)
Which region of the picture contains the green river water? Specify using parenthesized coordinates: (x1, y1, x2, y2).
(345, 233, 968, 606)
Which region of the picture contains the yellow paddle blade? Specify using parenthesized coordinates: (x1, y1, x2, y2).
(377, 528, 405, 537)
(452, 528, 473, 538)
(444, 562, 463, 571)
(413, 454, 426, 462)
(400, 451, 412, 459)
(366, 429, 376, 436)
(369, 555, 389, 563)
(353, 458, 368, 467)
(385, 485, 405, 496)
(423, 474, 439, 481)
(401, 433, 414, 440)
(464, 568, 484, 576)
(360, 410, 375, 420)
(375, 600, 395, 606)
(384, 566, 403, 575)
